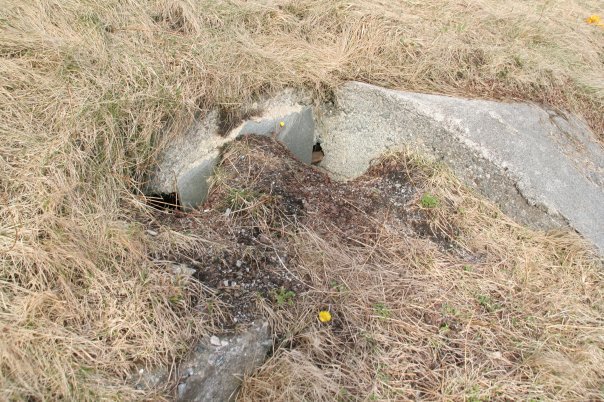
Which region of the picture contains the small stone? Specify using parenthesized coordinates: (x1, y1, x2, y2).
(258, 234, 271, 244)
(138, 368, 144, 374)
(236, 260, 243, 268)
(231, 281, 237, 287)
(171, 264, 196, 276)
(146, 229, 158, 236)
(220, 340, 229, 347)
(489, 351, 503, 359)
(210, 336, 221, 346)
(177, 383, 187, 398)
(223, 280, 229, 287)
(225, 208, 231, 217)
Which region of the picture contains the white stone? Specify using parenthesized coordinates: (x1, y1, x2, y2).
(171, 263, 196, 276)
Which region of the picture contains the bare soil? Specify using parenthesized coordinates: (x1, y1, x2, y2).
(134, 135, 603, 401)
(146, 135, 474, 327)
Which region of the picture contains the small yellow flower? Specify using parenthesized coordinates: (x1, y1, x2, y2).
(585, 15, 601, 25)
(279, 121, 285, 127)
(318, 310, 332, 323)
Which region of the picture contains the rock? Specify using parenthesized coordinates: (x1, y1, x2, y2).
(177, 383, 187, 399)
(319, 82, 604, 253)
(176, 321, 272, 402)
(209, 336, 221, 346)
(147, 92, 314, 210)
(171, 263, 196, 276)
(489, 351, 503, 360)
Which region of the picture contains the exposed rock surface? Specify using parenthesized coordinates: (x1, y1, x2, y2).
(176, 321, 271, 402)
(133, 322, 271, 401)
(318, 82, 604, 253)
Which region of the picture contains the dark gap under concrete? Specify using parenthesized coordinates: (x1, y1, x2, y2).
(146, 192, 181, 211)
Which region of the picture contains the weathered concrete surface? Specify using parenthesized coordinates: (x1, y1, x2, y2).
(133, 321, 271, 400)
(148, 91, 314, 209)
(319, 82, 604, 253)
(176, 321, 271, 402)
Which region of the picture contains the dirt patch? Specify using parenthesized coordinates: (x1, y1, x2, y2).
(142, 135, 602, 401)
(146, 135, 451, 327)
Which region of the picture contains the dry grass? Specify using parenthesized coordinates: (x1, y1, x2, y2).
(215, 138, 603, 401)
(1, 0, 603, 400)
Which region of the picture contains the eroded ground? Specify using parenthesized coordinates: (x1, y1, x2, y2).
(146, 135, 460, 327)
(142, 135, 602, 401)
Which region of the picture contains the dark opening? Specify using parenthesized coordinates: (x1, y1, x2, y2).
(312, 142, 324, 165)
(146, 192, 180, 211)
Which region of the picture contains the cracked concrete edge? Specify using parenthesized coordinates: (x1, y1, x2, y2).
(319, 82, 603, 252)
(147, 98, 315, 209)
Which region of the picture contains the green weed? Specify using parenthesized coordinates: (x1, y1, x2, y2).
(374, 302, 391, 319)
(420, 193, 439, 208)
(272, 287, 296, 307)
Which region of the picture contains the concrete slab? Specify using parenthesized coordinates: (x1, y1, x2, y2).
(319, 82, 604, 253)
(239, 106, 314, 164)
(147, 94, 315, 209)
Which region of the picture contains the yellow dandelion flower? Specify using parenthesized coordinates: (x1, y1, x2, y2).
(279, 121, 285, 127)
(318, 310, 332, 323)
(585, 15, 601, 24)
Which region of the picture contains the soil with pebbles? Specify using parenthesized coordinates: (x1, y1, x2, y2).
(146, 135, 460, 328)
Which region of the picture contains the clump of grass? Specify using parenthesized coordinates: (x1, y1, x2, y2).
(373, 302, 391, 319)
(225, 188, 264, 212)
(420, 193, 439, 208)
(271, 287, 296, 307)
(476, 294, 501, 313)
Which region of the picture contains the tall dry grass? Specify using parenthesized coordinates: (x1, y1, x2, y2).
(1, 0, 603, 400)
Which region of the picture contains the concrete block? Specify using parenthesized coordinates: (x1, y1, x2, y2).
(319, 82, 604, 253)
(239, 107, 314, 164)
(147, 98, 315, 210)
(177, 152, 220, 210)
